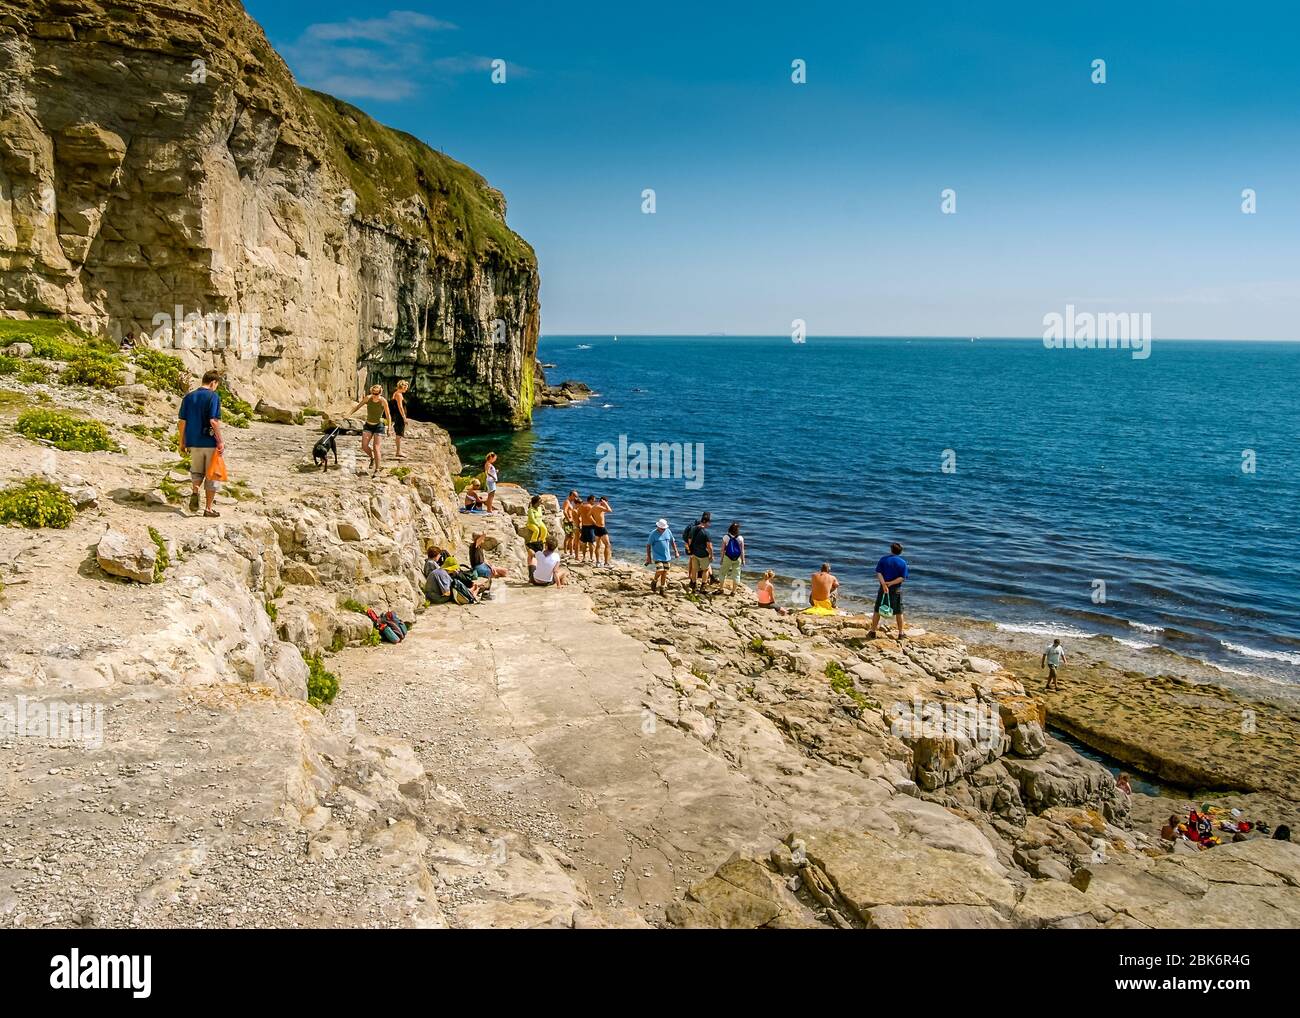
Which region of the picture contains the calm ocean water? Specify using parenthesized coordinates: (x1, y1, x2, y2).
(455, 336, 1300, 684)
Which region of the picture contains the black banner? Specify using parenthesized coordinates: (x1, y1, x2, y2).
(0, 929, 1282, 1003)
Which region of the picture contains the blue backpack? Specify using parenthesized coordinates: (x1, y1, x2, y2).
(724, 535, 742, 560)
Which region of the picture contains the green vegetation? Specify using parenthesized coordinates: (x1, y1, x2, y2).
(390, 466, 411, 480)
(62, 350, 124, 389)
(0, 355, 18, 375)
(225, 479, 258, 502)
(363, 627, 381, 647)
(826, 660, 870, 712)
(301, 406, 324, 418)
(306, 655, 340, 709)
(0, 478, 76, 529)
(327, 632, 347, 653)
(690, 665, 711, 684)
(340, 597, 369, 614)
(217, 384, 254, 418)
(147, 527, 169, 582)
(158, 475, 186, 505)
(748, 635, 776, 662)
(302, 89, 535, 267)
(264, 600, 278, 623)
(0, 318, 110, 361)
(17, 361, 52, 384)
(216, 384, 253, 428)
(16, 408, 117, 452)
(452, 473, 485, 493)
(126, 423, 174, 447)
(134, 349, 188, 395)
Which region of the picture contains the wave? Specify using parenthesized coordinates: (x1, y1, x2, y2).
(1127, 620, 1165, 635)
(1220, 641, 1300, 667)
(994, 621, 1098, 640)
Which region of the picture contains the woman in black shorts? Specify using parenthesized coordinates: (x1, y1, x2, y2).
(389, 380, 409, 460)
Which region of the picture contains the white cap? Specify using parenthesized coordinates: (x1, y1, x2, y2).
(656, 518, 668, 529)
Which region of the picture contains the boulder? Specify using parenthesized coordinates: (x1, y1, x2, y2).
(788, 828, 1017, 927)
(255, 399, 299, 424)
(113, 383, 150, 401)
(4, 342, 33, 357)
(96, 527, 157, 583)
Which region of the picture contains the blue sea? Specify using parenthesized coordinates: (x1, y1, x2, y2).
(455, 336, 1300, 685)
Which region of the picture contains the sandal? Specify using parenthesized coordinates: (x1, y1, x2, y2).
(203, 509, 221, 517)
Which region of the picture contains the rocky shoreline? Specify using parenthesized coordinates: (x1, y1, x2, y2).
(1, 368, 1298, 927)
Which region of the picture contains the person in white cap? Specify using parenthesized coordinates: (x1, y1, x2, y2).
(644, 518, 680, 595)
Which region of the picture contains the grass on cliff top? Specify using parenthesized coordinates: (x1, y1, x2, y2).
(302, 89, 535, 267)
(0, 319, 114, 361)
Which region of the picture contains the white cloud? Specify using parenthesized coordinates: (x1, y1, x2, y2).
(281, 9, 520, 102)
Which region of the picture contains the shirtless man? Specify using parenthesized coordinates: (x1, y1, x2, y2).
(563, 490, 581, 555)
(577, 495, 598, 563)
(809, 562, 839, 611)
(590, 496, 613, 566)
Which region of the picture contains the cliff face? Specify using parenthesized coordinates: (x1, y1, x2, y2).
(0, 0, 539, 429)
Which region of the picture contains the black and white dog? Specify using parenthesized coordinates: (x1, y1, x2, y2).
(312, 427, 341, 470)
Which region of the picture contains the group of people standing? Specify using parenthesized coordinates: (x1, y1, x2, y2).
(561, 492, 614, 565)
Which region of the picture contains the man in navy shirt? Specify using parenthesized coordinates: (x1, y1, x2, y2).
(869, 542, 909, 640)
(177, 370, 224, 516)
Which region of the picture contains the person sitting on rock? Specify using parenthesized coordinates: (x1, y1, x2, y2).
(1160, 814, 1181, 842)
(469, 533, 507, 599)
(462, 479, 487, 511)
(423, 547, 454, 602)
(756, 569, 789, 615)
(803, 563, 839, 615)
(530, 537, 566, 587)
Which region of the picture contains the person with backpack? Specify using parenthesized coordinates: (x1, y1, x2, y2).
(645, 518, 679, 595)
(868, 542, 909, 640)
(685, 512, 713, 593)
(177, 369, 225, 518)
(720, 521, 745, 595)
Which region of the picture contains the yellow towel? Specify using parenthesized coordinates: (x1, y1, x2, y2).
(803, 599, 837, 616)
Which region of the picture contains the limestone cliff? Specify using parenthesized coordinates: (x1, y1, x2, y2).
(0, 0, 539, 429)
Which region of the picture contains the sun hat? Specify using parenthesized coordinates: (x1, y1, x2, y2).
(656, 518, 668, 529)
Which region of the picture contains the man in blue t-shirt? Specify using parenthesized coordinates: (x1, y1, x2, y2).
(644, 518, 679, 595)
(869, 542, 909, 640)
(177, 370, 225, 516)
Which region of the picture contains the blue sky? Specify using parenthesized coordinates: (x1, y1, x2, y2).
(246, 0, 1300, 339)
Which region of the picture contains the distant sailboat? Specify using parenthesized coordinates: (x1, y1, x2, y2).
(613, 335, 618, 342)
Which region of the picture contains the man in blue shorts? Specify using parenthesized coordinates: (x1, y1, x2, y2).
(869, 542, 908, 640)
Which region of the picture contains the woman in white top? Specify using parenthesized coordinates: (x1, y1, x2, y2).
(530, 537, 566, 587)
(484, 452, 499, 513)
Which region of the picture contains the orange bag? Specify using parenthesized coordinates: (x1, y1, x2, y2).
(206, 449, 229, 482)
